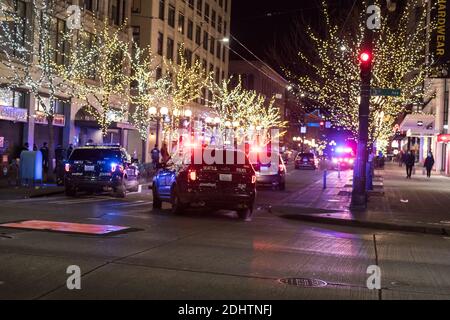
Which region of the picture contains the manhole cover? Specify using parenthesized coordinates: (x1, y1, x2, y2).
(279, 278, 327, 288)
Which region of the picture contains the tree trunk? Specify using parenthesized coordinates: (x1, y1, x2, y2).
(46, 115, 56, 183)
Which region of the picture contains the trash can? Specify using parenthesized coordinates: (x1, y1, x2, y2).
(19, 151, 43, 186)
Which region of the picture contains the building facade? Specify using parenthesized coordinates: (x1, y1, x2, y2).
(0, 0, 140, 165)
(130, 0, 232, 160)
(399, 0, 450, 175)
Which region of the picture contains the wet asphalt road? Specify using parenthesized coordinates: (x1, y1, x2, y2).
(0, 165, 450, 300)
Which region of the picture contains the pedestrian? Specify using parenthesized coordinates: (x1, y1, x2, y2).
(67, 144, 74, 159)
(161, 142, 170, 163)
(151, 145, 160, 169)
(33, 144, 38, 151)
(424, 151, 435, 178)
(40, 142, 49, 175)
(405, 150, 415, 179)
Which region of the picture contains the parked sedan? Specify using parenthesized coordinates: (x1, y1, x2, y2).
(251, 154, 286, 190)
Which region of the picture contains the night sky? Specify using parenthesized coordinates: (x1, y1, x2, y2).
(230, 0, 358, 68)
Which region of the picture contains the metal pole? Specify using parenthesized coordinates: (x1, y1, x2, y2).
(323, 169, 327, 189)
(351, 14, 373, 208)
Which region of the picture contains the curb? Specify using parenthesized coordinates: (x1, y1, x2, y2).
(29, 188, 65, 198)
(277, 213, 450, 236)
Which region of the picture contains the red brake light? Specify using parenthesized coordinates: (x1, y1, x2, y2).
(189, 170, 197, 181)
(64, 163, 71, 172)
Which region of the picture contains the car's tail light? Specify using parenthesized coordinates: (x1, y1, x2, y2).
(189, 170, 197, 182)
(251, 175, 257, 184)
(64, 163, 71, 172)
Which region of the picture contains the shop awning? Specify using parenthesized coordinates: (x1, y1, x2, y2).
(399, 114, 437, 137)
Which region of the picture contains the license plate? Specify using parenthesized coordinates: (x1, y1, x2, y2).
(219, 174, 232, 182)
(260, 166, 269, 171)
(84, 165, 95, 172)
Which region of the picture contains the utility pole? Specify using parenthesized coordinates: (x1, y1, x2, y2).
(351, 6, 375, 208)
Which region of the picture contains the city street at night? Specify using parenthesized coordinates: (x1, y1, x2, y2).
(1, 164, 450, 300)
(2, 0, 450, 307)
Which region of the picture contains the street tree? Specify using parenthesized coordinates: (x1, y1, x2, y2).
(271, 0, 432, 150)
(0, 0, 70, 181)
(57, 18, 131, 137)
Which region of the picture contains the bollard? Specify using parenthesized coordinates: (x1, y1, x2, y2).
(366, 162, 373, 191)
(323, 170, 327, 189)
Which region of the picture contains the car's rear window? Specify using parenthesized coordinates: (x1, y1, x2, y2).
(298, 153, 314, 158)
(70, 149, 121, 161)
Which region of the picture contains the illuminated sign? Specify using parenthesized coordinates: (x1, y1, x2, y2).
(0, 105, 28, 122)
(430, 0, 450, 68)
(34, 111, 65, 127)
(438, 134, 450, 143)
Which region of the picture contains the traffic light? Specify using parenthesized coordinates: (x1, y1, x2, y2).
(359, 50, 372, 81)
(319, 121, 325, 131)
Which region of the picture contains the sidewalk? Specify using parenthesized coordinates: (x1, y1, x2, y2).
(0, 183, 65, 200)
(271, 163, 450, 235)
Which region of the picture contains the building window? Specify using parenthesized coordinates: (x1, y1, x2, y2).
(178, 12, 185, 34)
(215, 67, 220, 83)
(204, 2, 209, 22)
(83, 0, 94, 11)
(219, 0, 223, 8)
(131, 0, 141, 13)
(0, 90, 26, 109)
(222, 45, 226, 62)
(187, 20, 194, 40)
(195, 25, 201, 45)
(188, 0, 194, 9)
(185, 49, 193, 67)
(167, 37, 174, 60)
(218, 16, 222, 33)
(196, 0, 202, 15)
(168, 5, 175, 27)
(211, 10, 216, 29)
(159, 0, 165, 20)
(157, 32, 164, 55)
(156, 67, 163, 80)
(111, 0, 121, 25)
(203, 31, 208, 50)
(177, 43, 182, 64)
(132, 26, 140, 47)
(210, 37, 215, 55)
(225, 0, 228, 12)
(216, 41, 221, 59)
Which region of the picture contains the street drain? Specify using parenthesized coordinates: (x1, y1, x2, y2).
(278, 278, 327, 288)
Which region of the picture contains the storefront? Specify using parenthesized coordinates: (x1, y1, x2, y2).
(0, 90, 28, 160)
(33, 97, 67, 149)
(74, 106, 136, 150)
(399, 113, 437, 163)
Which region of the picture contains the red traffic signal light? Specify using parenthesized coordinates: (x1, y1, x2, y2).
(359, 51, 372, 63)
(320, 121, 325, 131)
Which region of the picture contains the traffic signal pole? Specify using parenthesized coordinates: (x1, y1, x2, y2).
(351, 28, 374, 208)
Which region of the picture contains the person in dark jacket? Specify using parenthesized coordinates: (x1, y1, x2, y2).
(40, 142, 49, 174)
(424, 151, 435, 178)
(405, 150, 415, 179)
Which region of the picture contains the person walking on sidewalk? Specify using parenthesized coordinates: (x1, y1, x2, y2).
(405, 150, 415, 179)
(424, 151, 435, 178)
(151, 145, 160, 169)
